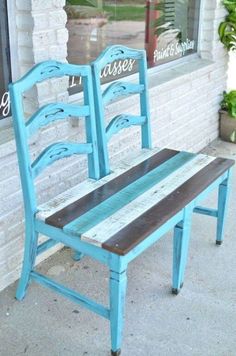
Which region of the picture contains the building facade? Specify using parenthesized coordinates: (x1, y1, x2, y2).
(0, 0, 228, 291)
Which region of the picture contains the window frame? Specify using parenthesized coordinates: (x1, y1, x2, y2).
(0, 0, 19, 128)
(68, 0, 204, 103)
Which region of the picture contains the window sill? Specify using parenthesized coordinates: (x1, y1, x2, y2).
(0, 57, 215, 157)
(148, 57, 214, 89)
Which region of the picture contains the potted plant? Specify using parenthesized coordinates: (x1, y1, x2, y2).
(218, 0, 236, 51)
(220, 90, 236, 142)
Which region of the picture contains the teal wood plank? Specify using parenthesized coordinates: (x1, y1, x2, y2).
(122, 171, 229, 266)
(31, 142, 93, 178)
(26, 103, 90, 137)
(64, 151, 195, 237)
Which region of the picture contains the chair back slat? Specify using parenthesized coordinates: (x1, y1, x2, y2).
(9, 61, 99, 218)
(31, 142, 93, 178)
(93, 45, 143, 71)
(26, 103, 90, 137)
(14, 61, 91, 93)
(91, 45, 152, 177)
(106, 115, 146, 142)
(102, 82, 144, 106)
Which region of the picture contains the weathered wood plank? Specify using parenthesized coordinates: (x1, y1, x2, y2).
(102, 157, 234, 255)
(36, 147, 161, 221)
(81, 155, 215, 246)
(45, 148, 178, 228)
(63, 150, 195, 237)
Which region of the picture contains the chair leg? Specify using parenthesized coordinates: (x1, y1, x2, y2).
(172, 207, 192, 295)
(72, 251, 85, 261)
(16, 227, 38, 301)
(216, 174, 231, 245)
(109, 269, 127, 356)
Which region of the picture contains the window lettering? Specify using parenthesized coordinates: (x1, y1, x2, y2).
(0, 92, 10, 117)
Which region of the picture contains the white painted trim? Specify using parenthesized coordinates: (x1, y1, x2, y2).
(197, 0, 206, 57)
(7, 0, 20, 81)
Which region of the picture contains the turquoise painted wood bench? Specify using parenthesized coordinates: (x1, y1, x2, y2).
(9, 47, 234, 356)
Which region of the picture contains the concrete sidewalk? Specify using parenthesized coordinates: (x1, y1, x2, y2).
(0, 139, 235, 356)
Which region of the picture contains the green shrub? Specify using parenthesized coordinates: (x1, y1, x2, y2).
(221, 90, 236, 118)
(218, 0, 236, 51)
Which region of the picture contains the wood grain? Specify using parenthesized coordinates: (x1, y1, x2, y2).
(102, 157, 234, 255)
(45, 149, 179, 228)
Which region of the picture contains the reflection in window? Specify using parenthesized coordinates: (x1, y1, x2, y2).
(65, 0, 200, 94)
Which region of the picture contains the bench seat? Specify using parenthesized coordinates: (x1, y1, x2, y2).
(37, 148, 234, 255)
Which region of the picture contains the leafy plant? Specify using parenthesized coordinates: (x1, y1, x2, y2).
(221, 90, 236, 118)
(218, 0, 236, 51)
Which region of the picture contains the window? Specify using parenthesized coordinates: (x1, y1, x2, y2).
(65, 0, 201, 95)
(0, 0, 11, 120)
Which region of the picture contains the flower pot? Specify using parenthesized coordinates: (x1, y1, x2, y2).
(219, 110, 236, 143)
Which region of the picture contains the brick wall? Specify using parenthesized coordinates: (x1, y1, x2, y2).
(0, 0, 228, 291)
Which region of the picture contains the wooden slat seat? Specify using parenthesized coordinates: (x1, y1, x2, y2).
(37, 148, 234, 255)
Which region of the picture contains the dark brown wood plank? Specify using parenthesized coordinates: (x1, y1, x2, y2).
(102, 157, 234, 255)
(46, 148, 179, 228)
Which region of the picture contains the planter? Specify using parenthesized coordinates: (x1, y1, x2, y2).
(219, 110, 236, 143)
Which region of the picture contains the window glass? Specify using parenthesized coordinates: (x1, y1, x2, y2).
(0, 0, 11, 120)
(66, 0, 201, 95)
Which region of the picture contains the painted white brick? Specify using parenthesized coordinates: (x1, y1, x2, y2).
(32, 31, 57, 48)
(16, 0, 31, 11)
(56, 28, 69, 45)
(49, 10, 67, 28)
(18, 31, 33, 47)
(16, 14, 33, 31)
(32, 13, 49, 30)
(31, 0, 54, 11)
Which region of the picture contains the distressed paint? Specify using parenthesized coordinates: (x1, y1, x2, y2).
(31, 142, 93, 178)
(9, 49, 234, 356)
(106, 114, 146, 141)
(102, 82, 144, 106)
(216, 169, 233, 244)
(37, 147, 161, 222)
(172, 203, 193, 294)
(64, 151, 195, 238)
(26, 103, 90, 137)
(9, 60, 100, 303)
(91, 45, 152, 177)
(81, 155, 215, 245)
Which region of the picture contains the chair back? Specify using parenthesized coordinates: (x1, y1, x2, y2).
(9, 61, 99, 220)
(91, 45, 152, 177)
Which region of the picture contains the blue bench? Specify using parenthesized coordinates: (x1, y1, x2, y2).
(9, 45, 234, 355)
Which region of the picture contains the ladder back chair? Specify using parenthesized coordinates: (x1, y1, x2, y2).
(9, 61, 100, 299)
(92, 45, 152, 177)
(89, 44, 234, 348)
